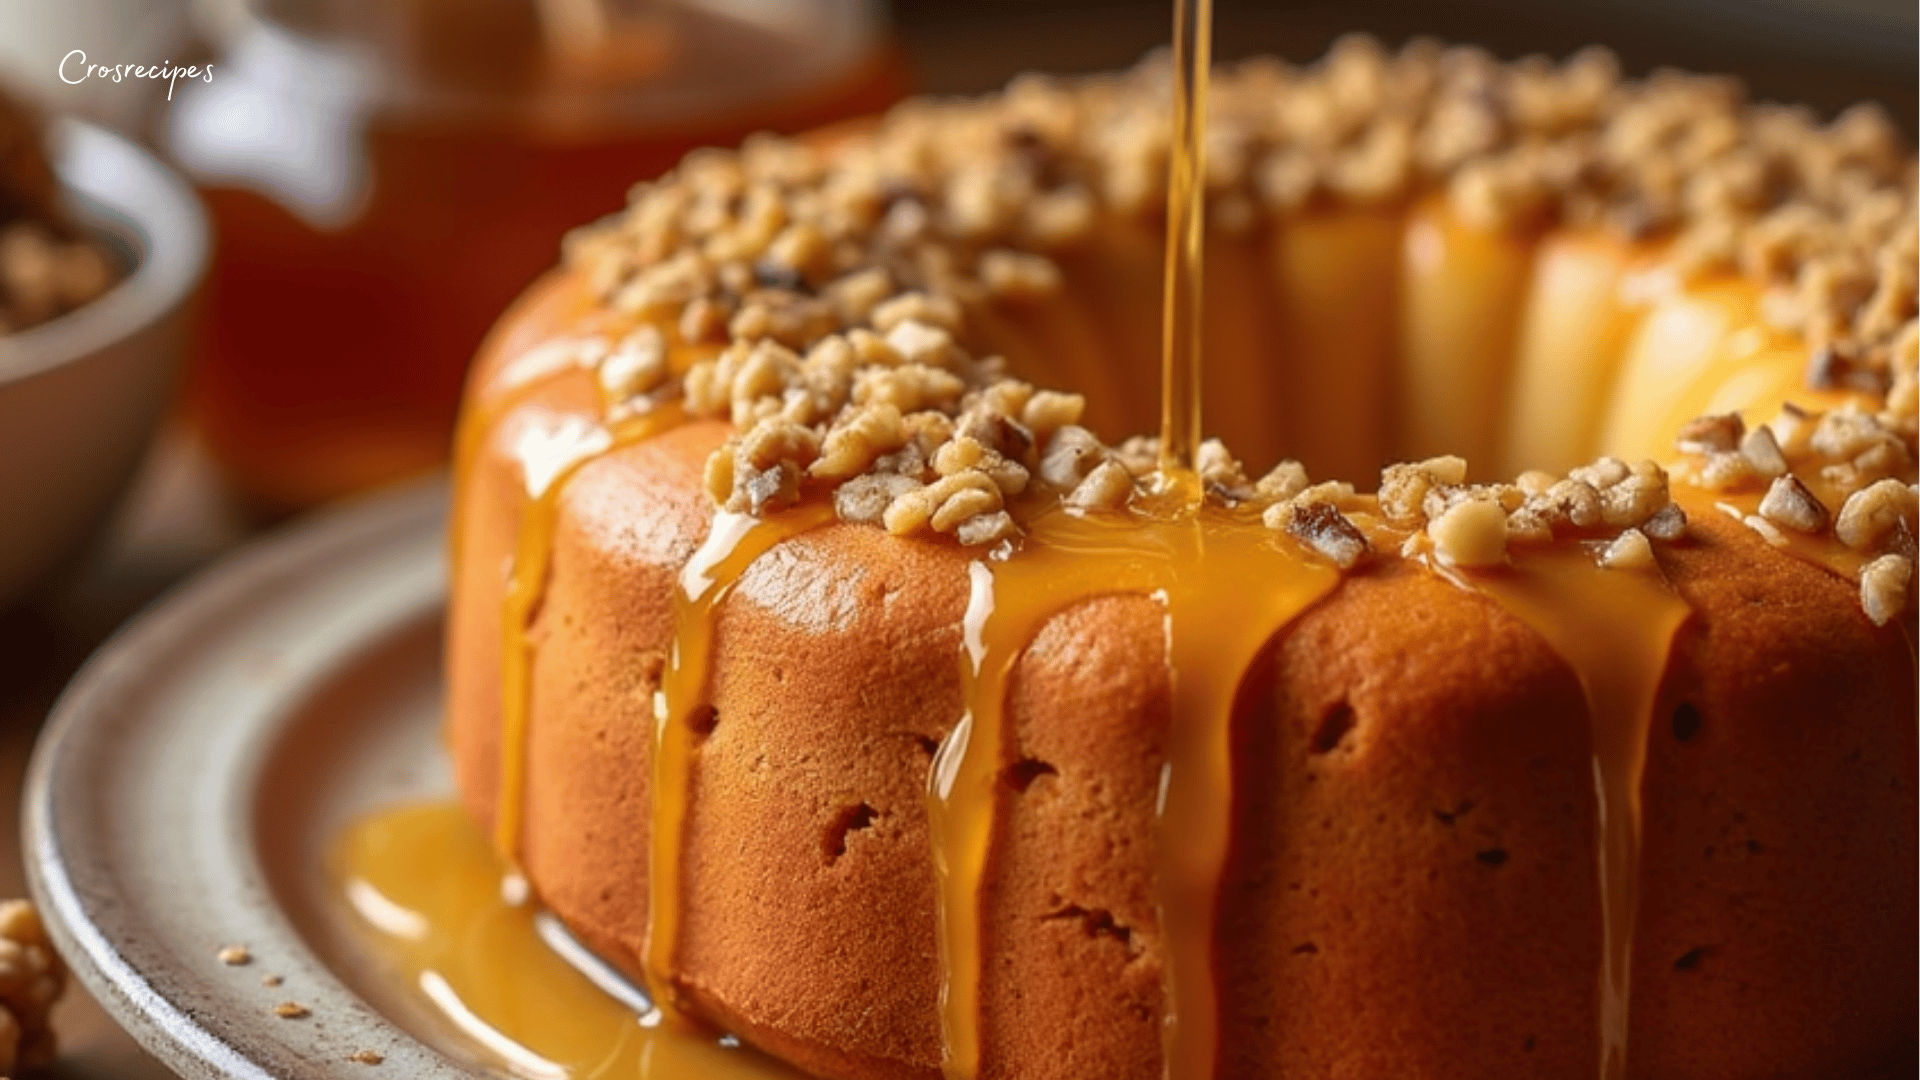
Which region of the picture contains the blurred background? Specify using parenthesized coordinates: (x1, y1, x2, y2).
(0, 0, 1910, 1073)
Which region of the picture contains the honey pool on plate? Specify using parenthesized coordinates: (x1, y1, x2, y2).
(334, 802, 804, 1080)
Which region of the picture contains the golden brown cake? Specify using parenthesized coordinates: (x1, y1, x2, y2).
(446, 39, 1918, 1080)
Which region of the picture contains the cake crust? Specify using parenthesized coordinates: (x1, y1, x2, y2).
(447, 42, 1918, 1080)
(450, 269, 1916, 1079)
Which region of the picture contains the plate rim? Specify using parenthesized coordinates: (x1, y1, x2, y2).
(22, 478, 463, 1080)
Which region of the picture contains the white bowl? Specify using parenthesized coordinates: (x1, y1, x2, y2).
(0, 119, 209, 608)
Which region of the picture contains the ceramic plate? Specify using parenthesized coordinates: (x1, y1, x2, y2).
(23, 480, 498, 1078)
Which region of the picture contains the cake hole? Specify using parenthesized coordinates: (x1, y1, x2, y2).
(1673, 946, 1715, 972)
(1003, 757, 1059, 793)
(823, 802, 878, 863)
(1042, 904, 1134, 948)
(640, 652, 666, 687)
(1309, 702, 1357, 755)
(688, 705, 719, 739)
(1432, 800, 1475, 826)
(1671, 702, 1702, 743)
(910, 734, 939, 757)
(1523, 1036, 1537, 1053)
(1290, 942, 1318, 955)
(1476, 848, 1509, 867)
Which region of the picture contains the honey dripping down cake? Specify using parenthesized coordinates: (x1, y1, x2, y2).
(440, 32, 1918, 1080)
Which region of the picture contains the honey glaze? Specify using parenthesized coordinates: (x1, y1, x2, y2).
(1438, 544, 1691, 1080)
(496, 401, 689, 858)
(645, 504, 835, 1010)
(1671, 481, 1885, 585)
(334, 802, 807, 1079)
(929, 507, 1340, 1080)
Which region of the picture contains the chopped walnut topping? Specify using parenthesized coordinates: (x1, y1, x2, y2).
(811, 405, 907, 482)
(978, 249, 1063, 298)
(1196, 439, 1253, 503)
(1429, 498, 1509, 567)
(1276, 500, 1371, 569)
(835, 472, 921, 524)
(1643, 503, 1690, 542)
(1757, 474, 1830, 533)
(1599, 528, 1656, 570)
(1860, 553, 1914, 626)
(551, 39, 1910, 586)
(1693, 451, 1759, 491)
(710, 418, 821, 514)
(0, 92, 122, 334)
(1254, 459, 1312, 503)
(1379, 456, 1468, 526)
(883, 471, 1004, 539)
(1738, 424, 1789, 479)
(1020, 390, 1085, 440)
(1036, 425, 1108, 489)
(0, 902, 63, 1076)
(598, 324, 669, 403)
(1834, 478, 1919, 550)
(1676, 412, 1745, 454)
(1065, 459, 1137, 510)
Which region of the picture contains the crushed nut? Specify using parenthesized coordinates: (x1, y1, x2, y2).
(1599, 528, 1656, 570)
(0, 901, 63, 1076)
(1065, 460, 1136, 510)
(1676, 412, 1745, 454)
(1276, 501, 1371, 568)
(1834, 478, 1918, 550)
(1757, 474, 1830, 533)
(1859, 553, 1914, 625)
(1429, 498, 1509, 567)
(1643, 502, 1689, 541)
(274, 1002, 311, 1020)
(1738, 424, 1789, 479)
(217, 945, 252, 967)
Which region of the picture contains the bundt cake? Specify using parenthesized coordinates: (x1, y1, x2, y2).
(443, 38, 1918, 1080)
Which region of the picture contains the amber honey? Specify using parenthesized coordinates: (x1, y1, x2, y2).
(184, 2, 902, 513)
(335, 802, 802, 1079)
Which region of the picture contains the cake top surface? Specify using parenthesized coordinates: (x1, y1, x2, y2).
(556, 37, 1918, 621)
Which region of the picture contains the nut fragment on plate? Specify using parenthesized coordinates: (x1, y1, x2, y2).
(0, 901, 65, 1076)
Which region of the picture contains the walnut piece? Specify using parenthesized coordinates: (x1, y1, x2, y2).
(0, 901, 63, 1076)
(1859, 553, 1913, 626)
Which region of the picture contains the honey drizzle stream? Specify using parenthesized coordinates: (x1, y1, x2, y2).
(496, 402, 688, 858)
(646, 504, 835, 1010)
(1442, 547, 1691, 1080)
(1153, 0, 1211, 501)
(929, 510, 1339, 1080)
